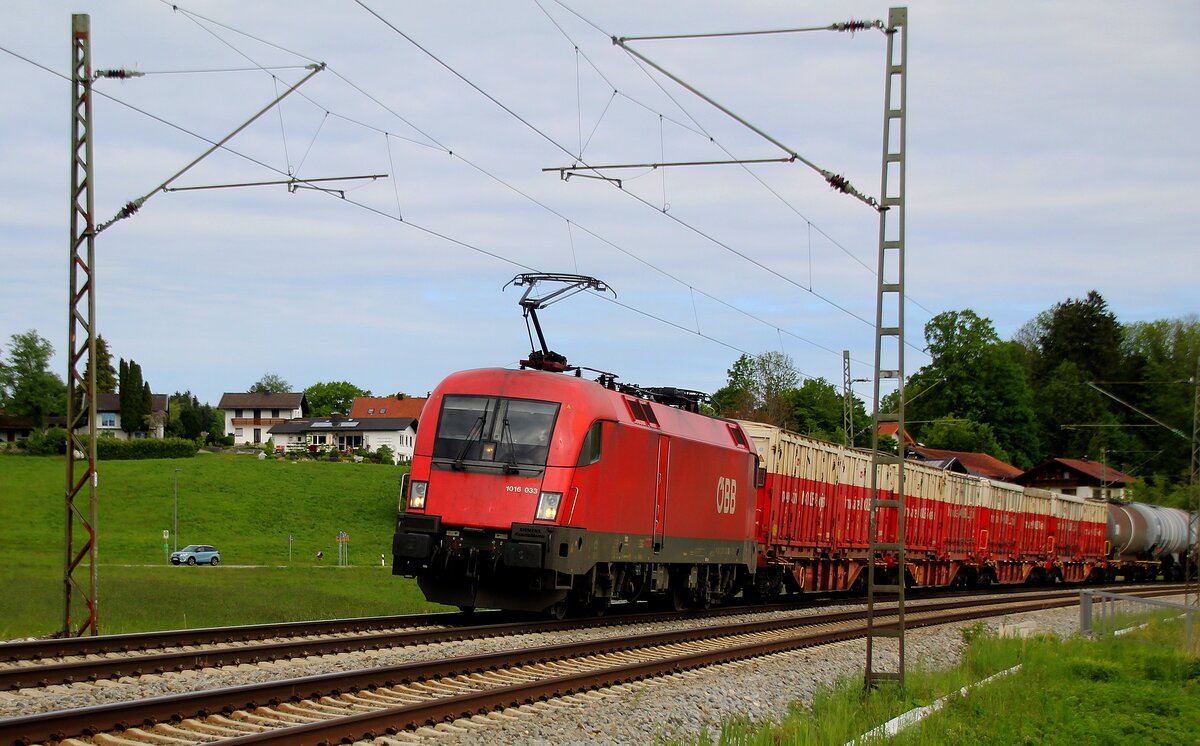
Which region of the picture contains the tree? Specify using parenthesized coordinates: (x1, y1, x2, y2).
(711, 351, 800, 428)
(90, 336, 117, 394)
(788, 377, 868, 444)
(250, 373, 291, 394)
(1036, 290, 1122, 383)
(0, 330, 67, 426)
(711, 354, 757, 420)
(921, 417, 1009, 462)
(305, 381, 372, 417)
(902, 311, 1039, 467)
(118, 358, 151, 434)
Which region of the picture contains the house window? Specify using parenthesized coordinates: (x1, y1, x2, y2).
(235, 427, 244, 437)
(310, 434, 328, 445)
(272, 409, 279, 418)
(101, 413, 116, 428)
(368, 408, 374, 415)
(236, 409, 244, 418)
(380, 408, 386, 414)
(338, 434, 364, 450)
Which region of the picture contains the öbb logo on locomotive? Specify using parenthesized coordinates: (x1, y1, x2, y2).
(389, 272, 1195, 618)
(716, 476, 738, 514)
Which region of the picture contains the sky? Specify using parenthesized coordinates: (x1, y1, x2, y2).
(1, 1, 1196, 409)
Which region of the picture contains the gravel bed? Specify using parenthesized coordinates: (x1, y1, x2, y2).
(424, 603, 1093, 746)
(0, 591, 1126, 738)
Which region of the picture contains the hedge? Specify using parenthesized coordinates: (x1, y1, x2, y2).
(93, 437, 198, 460)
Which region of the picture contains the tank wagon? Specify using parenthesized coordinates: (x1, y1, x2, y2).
(1106, 502, 1196, 581)
(391, 368, 757, 616)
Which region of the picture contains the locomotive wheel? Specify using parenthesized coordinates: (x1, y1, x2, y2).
(669, 584, 688, 612)
(546, 601, 569, 620)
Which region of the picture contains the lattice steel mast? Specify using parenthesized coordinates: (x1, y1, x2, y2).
(64, 13, 99, 637)
(865, 6, 908, 689)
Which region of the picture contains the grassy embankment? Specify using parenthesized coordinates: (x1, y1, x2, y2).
(0, 454, 442, 639)
(688, 618, 1199, 745)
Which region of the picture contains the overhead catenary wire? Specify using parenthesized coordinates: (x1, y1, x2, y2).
(160, 5, 864, 366)
(5, 9, 885, 396)
(537, 1, 938, 323)
(158, 0, 915, 369)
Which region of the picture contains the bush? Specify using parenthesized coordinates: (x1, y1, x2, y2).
(91, 437, 198, 460)
(376, 445, 395, 464)
(25, 427, 69, 455)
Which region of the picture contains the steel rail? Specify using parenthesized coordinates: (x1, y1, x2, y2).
(0, 587, 1185, 746)
(2, 583, 1183, 692)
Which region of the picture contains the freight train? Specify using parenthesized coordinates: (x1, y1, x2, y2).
(390, 365, 1196, 616)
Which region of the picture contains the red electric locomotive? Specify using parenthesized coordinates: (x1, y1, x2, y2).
(391, 274, 757, 616)
(391, 367, 757, 615)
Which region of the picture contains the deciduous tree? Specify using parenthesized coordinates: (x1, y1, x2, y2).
(250, 373, 291, 394)
(0, 330, 66, 426)
(305, 381, 372, 417)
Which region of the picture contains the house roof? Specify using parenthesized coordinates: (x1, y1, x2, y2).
(94, 392, 168, 413)
(219, 392, 308, 412)
(350, 396, 428, 419)
(269, 416, 417, 435)
(0, 415, 34, 430)
(908, 445, 1023, 481)
(877, 422, 916, 445)
(1017, 457, 1138, 486)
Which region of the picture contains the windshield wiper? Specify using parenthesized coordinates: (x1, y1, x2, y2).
(499, 417, 519, 474)
(452, 412, 487, 470)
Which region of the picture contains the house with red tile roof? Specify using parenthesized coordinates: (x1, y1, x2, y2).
(907, 445, 1023, 481)
(877, 422, 916, 446)
(1015, 457, 1137, 501)
(350, 396, 428, 420)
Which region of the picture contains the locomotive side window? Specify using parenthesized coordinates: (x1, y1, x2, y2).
(432, 395, 559, 467)
(576, 421, 604, 466)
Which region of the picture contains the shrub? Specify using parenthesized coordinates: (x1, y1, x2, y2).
(25, 427, 69, 455)
(93, 437, 198, 460)
(376, 445, 395, 464)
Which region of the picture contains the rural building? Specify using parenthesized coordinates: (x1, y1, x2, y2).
(218, 392, 308, 445)
(79, 392, 169, 439)
(1015, 457, 1137, 501)
(349, 395, 428, 420)
(269, 414, 418, 462)
(906, 445, 1023, 482)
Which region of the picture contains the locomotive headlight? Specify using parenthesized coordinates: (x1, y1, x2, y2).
(535, 491, 562, 521)
(408, 480, 428, 510)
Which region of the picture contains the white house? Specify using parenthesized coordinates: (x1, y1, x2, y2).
(218, 392, 308, 445)
(79, 392, 169, 439)
(269, 415, 418, 462)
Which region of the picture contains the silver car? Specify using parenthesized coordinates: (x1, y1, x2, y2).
(171, 544, 220, 566)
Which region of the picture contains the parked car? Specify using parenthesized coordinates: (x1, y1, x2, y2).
(171, 544, 220, 566)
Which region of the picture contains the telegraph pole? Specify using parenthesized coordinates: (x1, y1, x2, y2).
(64, 13, 100, 637)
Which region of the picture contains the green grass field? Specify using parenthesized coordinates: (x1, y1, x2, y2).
(0, 454, 443, 639)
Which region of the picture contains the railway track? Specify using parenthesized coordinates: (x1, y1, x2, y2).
(0, 586, 1185, 746)
(0, 582, 1178, 694)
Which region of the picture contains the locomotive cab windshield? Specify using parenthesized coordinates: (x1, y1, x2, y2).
(432, 394, 559, 471)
